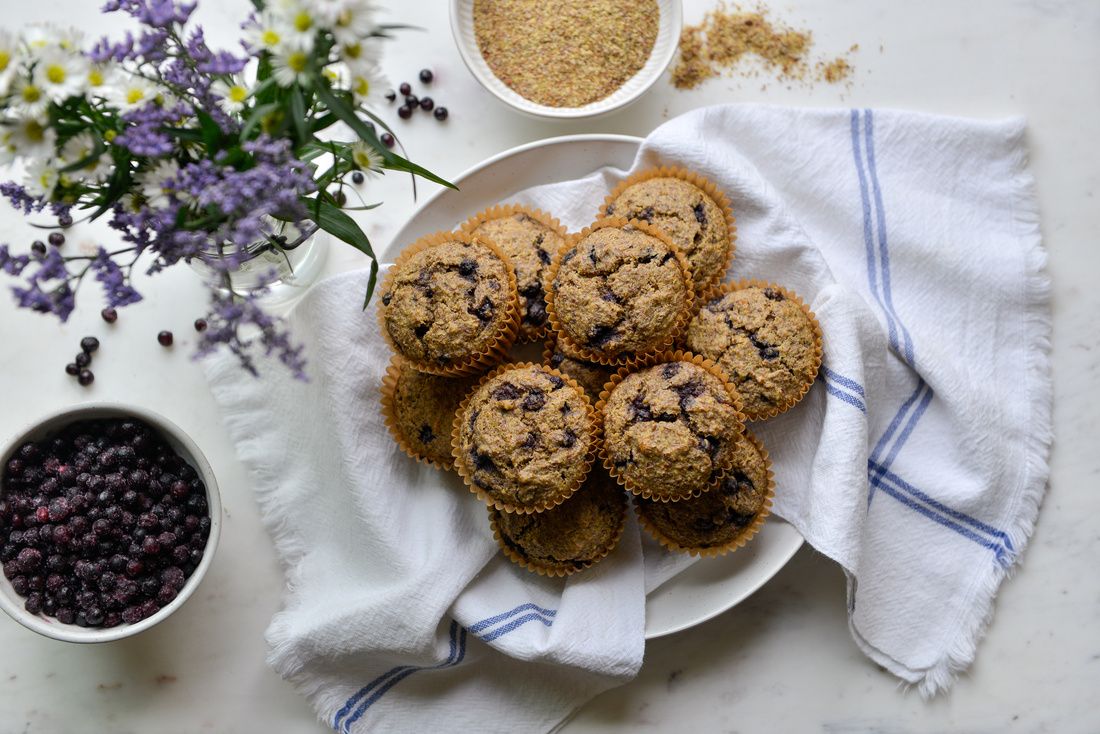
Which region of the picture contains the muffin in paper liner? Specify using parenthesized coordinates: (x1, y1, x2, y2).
(379, 355, 479, 470)
(686, 279, 823, 421)
(634, 429, 774, 557)
(541, 334, 617, 403)
(599, 165, 737, 293)
(544, 216, 695, 367)
(459, 203, 569, 344)
(376, 230, 521, 377)
(452, 362, 597, 514)
(594, 350, 746, 503)
(488, 468, 628, 577)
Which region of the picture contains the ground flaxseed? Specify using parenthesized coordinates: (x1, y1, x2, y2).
(671, 3, 856, 90)
(473, 0, 660, 108)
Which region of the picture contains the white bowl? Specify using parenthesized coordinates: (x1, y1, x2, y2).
(450, 0, 683, 120)
(0, 403, 222, 643)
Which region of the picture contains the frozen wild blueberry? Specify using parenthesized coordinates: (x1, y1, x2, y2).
(78, 370, 94, 386)
(48, 232, 65, 247)
(193, 318, 207, 332)
(80, 336, 99, 354)
(399, 81, 412, 96)
(398, 105, 413, 120)
(75, 352, 91, 369)
(419, 68, 433, 83)
(157, 331, 173, 347)
(380, 133, 395, 148)
(433, 107, 448, 121)
(58, 213, 73, 228)
(404, 94, 419, 107)
(101, 307, 118, 323)
(65, 363, 79, 376)
(31, 241, 46, 257)
(419, 96, 434, 112)
(351, 171, 365, 185)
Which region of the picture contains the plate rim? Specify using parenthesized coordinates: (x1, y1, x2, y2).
(385, 134, 805, 639)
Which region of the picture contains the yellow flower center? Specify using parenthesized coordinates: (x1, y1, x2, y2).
(0, 51, 10, 72)
(353, 77, 369, 97)
(104, 129, 117, 142)
(46, 64, 67, 84)
(287, 52, 308, 73)
(25, 121, 46, 143)
(337, 10, 352, 28)
(88, 68, 104, 86)
(352, 150, 372, 168)
(228, 85, 248, 103)
(343, 43, 361, 59)
(22, 84, 42, 103)
(293, 12, 313, 32)
(261, 29, 281, 47)
(126, 87, 146, 104)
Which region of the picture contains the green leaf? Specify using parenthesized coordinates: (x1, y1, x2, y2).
(301, 196, 379, 308)
(195, 109, 224, 152)
(289, 86, 309, 147)
(240, 102, 279, 141)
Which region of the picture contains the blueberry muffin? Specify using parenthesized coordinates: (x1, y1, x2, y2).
(379, 232, 519, 375)
(455, 363, 594, 513)
(547, 219, 693, 364)
(602, 169, 733, 291)
(685, 281, 821, 420)
(599, 355, 744, 501)
(381, 356, 478, 469)
(544, 336, 616, 402)
(490, 469, 626, 576)
(636, 429, 772, 555)
(463, 206, 567, 342)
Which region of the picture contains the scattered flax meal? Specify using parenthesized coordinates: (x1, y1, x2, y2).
(473, 0, 660, 107)
(671, 3, 856, 89)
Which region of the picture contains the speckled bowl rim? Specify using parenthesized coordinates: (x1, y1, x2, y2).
(458, 203, 570, 344)
(594, 349, 747, 502)
(0, 403, 222, 644)
(544, 216, 696, 367)
(634, 428, 775, 557)
(451, 362, 598, 514)
(689, 279, 823, 421)
(487, 478, 628, 577)
(599, 165, 737, 293)
(376, 230, 522, 377)
(380, 354, 479, 470)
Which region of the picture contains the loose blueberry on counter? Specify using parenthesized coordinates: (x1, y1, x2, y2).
(157, 331, 173, 347)
(419, 68, 433, 83)
(80, 336, 100, 354)
(385, 89, 396, 103)
(404, 94, 418, 108)
(75, 352, 91, 369)
(380, 133, 395, 148)
(77, 369, 94, 386)
(419, 96, 434, 112)
(31, 241, 46, 257)
(433, 106, 449, 121)
(101, 307, 118, 323)
(193, 318, 207, 332)
(48, 232, 65, 247)
(398, 105, 413, 120)
(333, 190, 347, 206)
(65, 363, 79, 376)
(398, 81, 411, 96)
(351, 171, 365, 185)
(58, 213, 73, 228)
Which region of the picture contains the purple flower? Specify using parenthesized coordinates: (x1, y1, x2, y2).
(113, 102, 191, 157)
(195, 287, 307, 381)
(1, 182, 47, 215)
(90, 249, 144, 308)
(7, 249, 76, 321)
(101, 0, 196, 27)
(0, 245, 31, 276)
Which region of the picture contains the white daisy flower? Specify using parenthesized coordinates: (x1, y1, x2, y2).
(21, 23, 64, 52)
(271, 46, 311, 87)
(137, 159, 180, 209)
(107, 76, 157, 111)
(338, 39, 381, 69)
(33, 48, 88, 103)
(347, 64, 386, 108)
(0, 30, 20, 97)
(277, 2, 320, 51)
(243, 11, 288, 54)
(329, 0, 377, 47)
(84, 62, 116, 100)
(5, 115, 56, 162)
(23, 157, 60, 200)
(12, 78, 51, 117)
(60, 131, 111, 183)
(349, 141, 383, 174)
(211, 77, 252, 113)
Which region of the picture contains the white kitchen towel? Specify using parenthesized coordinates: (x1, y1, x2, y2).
(204, 104, 1050, 732)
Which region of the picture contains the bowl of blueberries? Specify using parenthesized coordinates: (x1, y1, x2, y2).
(0, 404, 221, 642)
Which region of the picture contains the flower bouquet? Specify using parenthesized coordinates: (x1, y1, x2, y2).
(0, 0, 450, 379)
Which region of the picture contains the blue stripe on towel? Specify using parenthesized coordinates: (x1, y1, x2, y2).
(823, 381, 867, 413)
(820, 366, 865, 397)
(333, 602, 559, 731)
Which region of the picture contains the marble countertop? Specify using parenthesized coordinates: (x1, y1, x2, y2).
(1, 0, 1097, 731)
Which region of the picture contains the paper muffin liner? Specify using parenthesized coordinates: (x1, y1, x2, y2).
(459, 203, 569, 345)
(487, 480, 627, 577)
(634, 429, 775, 557)
(599, 165, 737, 293)
(379, 354, 476, 471)
(692, 279, 823, 421)
(593, 350, 747, 503)
(376, 229, 522, 377)
(451, 361, 598, 515)
(544, 216, 696, 368)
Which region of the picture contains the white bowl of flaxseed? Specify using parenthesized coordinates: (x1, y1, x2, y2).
(451, 0, 682, 120)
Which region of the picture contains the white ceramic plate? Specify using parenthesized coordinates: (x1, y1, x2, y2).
(383, 135, 804, 638)
(449, 0, 683, 120)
